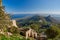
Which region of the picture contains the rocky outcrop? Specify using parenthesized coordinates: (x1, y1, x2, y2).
(11, 20, 18, 27)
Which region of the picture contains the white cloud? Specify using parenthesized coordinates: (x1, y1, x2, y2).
(10, 11, 60, 14)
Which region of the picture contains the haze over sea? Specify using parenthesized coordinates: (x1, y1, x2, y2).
(11, 14, 60, 21)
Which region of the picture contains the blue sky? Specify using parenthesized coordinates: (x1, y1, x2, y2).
(2, 0, 60, 14)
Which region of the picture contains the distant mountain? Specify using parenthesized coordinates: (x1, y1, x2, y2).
(15, 15, 60, 27)
(45, 15, 59, 24)
(16, 15, 44, 26)
(11, 14, 60, 21)
(53, 17, 60, 22)
(10, 14, 60, 21)
(10, 14, 60, 26)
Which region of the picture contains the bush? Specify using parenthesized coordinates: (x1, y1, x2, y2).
(45, 26, 59, 39)
(8, 26, 19, 34)
(0, 34, 27, 40)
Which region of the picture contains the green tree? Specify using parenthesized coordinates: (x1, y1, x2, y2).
(8, 26, 19, 34)
(45, 26, 59, 39)
(30, 24, 40, 33)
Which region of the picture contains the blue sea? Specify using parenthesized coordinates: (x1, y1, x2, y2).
(10, 14, 34, 19)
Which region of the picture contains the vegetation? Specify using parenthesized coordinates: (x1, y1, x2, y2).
(0, 6, 60, 40)
(16, 15, 60, 40)
(45, 25, 60, 40)
(0, 34, 28, 40)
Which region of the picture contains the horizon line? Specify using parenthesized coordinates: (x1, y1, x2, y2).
(6, 11, 60, 14)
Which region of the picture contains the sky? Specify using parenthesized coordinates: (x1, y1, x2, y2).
(2, 0, 60, 14)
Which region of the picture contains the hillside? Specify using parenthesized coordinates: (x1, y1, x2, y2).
(45, 15, 60, 24)
(16, 15, 60, 27)
(0, 6, 12, 30)
(0, 5, 34, 40)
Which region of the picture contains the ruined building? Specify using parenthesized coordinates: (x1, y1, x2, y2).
(19, 28, 37, 39)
